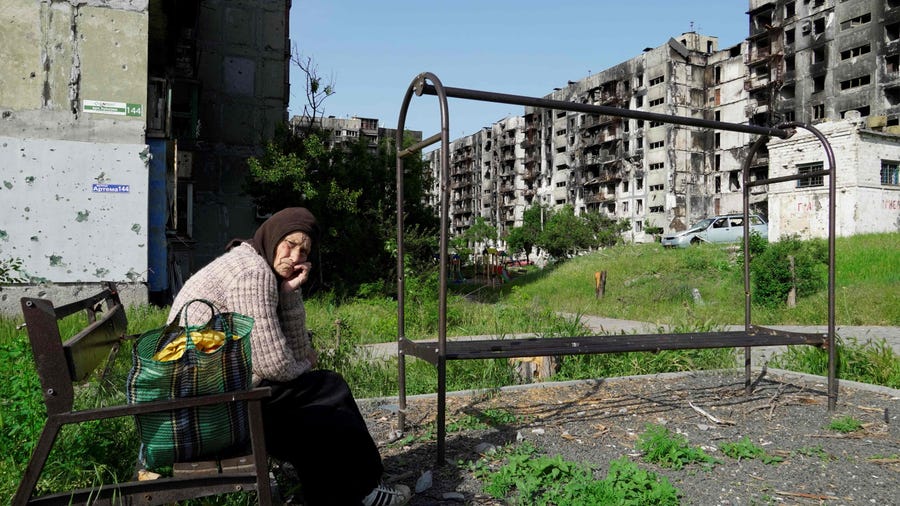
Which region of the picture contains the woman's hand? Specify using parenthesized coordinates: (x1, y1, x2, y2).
(280, 261, 312, 294)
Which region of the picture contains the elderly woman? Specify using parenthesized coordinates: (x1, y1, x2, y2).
(169, 207, 410, 506)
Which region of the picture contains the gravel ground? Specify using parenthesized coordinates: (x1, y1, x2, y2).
(358, 369, 900, 505)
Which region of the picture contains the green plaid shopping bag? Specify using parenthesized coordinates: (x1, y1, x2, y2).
(126, 299, 254, 469)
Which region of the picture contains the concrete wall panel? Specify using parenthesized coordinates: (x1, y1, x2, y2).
(0, 0, 43, 110)
(77, 6, 148, 119)
(0, 136, 149, 283)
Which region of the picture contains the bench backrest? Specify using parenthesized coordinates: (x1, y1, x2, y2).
(21, 282, 128, 415)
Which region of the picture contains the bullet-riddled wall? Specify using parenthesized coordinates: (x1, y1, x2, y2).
(0, 0, 149, 311)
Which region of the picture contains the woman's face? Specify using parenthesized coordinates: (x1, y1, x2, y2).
(272, 231, 311, 278)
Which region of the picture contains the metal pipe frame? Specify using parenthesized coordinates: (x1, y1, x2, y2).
(395, 73, 838, 464)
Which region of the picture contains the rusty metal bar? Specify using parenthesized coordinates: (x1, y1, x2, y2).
(419, 84, 792, 139)
(403, 328, 825, 362)
(395, 73, 839, 466)
(397, 132, 441, 159)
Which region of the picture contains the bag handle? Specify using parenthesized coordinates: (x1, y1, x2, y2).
(175, 299, 234, 345)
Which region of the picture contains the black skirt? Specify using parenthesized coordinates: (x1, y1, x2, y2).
(260, 370, 384, 505)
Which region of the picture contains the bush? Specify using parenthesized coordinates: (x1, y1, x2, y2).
(750, 235, 827, 307)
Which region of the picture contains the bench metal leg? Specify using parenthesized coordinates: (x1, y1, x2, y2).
(248, 401, 273, 505)
(13, 418, 62, 506)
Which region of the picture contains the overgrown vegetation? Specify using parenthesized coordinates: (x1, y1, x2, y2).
(467, 441, 680, 505)
(771, 336, 900, 389)
(0, 257, 27, 283)
(750, 235, 828, 307)
(635, 424, 718, 470)
(827, 415, 864, 434)
(503, 204, 630, 261)
(719, 437, 783, 465)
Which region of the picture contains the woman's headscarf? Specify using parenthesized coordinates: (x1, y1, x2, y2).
(227, 207, 319, 269)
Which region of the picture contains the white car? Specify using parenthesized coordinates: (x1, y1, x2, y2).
(661, 214, 768, 248)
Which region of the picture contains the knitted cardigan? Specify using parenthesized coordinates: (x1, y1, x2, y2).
(167, 242, 313, 385)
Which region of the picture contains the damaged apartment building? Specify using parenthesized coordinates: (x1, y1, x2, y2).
(0, 0, 291, 313)
(428, 32, 752, 243)
(431, 0, 900, 245)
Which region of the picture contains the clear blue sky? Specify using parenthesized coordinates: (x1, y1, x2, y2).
(291, 1, 750, 139)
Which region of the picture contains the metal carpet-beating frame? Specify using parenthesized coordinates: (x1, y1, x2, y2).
(394, 72, 838, 464)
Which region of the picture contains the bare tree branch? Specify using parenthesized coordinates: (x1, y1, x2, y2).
(290, 43, 335, 134)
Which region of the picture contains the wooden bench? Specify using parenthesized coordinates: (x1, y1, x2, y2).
(13, 282, 274, 505)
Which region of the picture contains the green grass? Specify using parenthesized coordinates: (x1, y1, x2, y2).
(635, 424, 718, 470)
(827, 415, 864, 433)
(719, 437, 783, 465)
(467, 441, 680, 505)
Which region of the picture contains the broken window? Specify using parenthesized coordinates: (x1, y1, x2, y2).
(886, 87, 900, 106)
(649, 75, 664, 86)
(785, 55, 795, 72)
(813, 75, 826, 93)
(715, 175, 722, 193)
(785, 1, 795, 18)
(785, 28, 795, 45)
(888, 22, 900, 42)
(636, 220, 643, 232)
(813, 47, 827, 63)
(783, 110, 796, 122)
(623, 180, 629, 192)
(622, 201, 629, 213)
(649, 121, 663, 128)
(648, 162, 664, 171)
(649, 97, 664, 107)
(814, 18, 826, 35)
(715, 154, 721, 171)
(841, 13, 871, 31)
(649, 184, 664, 191)
(649, 205, 664, 213)
(781, 85, 795, 99)
(729, 171, 741, 191)
(813, 103, 825, 119)
(635, 74, 644, 88)
(797, 162, 824, 188)
(635, 96, 644, 107)
(649, 141, 664, 149)
(636, 199, 644, 213)
(841, 106, 869, 117)
(840, 44, 871, 60)
(840, 75, 871, 90)
(887, 55, 900, 74)
(636, 178, 644, 190)
(882, 160, 900, 185)
(714, 66, 722, 84)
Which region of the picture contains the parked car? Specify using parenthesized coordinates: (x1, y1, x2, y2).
(661, 213, 768, 248)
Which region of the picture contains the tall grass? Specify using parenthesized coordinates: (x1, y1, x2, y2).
(509, 232, 899, 326)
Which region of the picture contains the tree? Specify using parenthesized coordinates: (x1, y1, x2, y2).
(582, 211, 631, 247)
(538, 205, 594, 260)
(290, 47, 334, 134)
(505, 204, 544, 262)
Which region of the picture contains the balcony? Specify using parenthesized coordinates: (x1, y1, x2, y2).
(584, 192, 613, 204)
